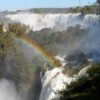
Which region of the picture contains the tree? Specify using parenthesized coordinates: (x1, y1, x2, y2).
(0, 23, 3, 33)
(59, 63, 100, 100)
(9, 23, 29, 36)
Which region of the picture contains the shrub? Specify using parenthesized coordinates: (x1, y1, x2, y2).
(59, 63, 100, 100)
(9, 23, 29, 36)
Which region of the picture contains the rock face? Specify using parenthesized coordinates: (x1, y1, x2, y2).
(87, 50, 100, 63)
(7, 13, 100, 62)
(39, 63, 91, 100)
(1, 12, 100, 100)
(65, 50, 88, 66)
(97, 0, 100, 4)
(7, 13, 100, 31)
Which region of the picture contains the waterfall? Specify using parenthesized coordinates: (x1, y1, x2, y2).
(5, 13, 100, 100)
(7, 13, 100, 59)
(7, 13, 100, 31)
(39, 68, 75, 100)
(0, 79, 22, 100)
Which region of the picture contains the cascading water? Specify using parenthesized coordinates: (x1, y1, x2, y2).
(7, 13, 100, 31)
(3, 13, 100, 100)
(7, 13, 100, 59)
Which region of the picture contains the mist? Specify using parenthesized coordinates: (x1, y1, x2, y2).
(1, 11, 99, 100)
(0, 79, 22, 100)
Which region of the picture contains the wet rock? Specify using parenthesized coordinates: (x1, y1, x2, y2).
(64, 50, 88, 66)
(87, 50, 100, 63)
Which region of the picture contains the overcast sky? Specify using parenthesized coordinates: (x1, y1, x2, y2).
(0, 0, 96, 11)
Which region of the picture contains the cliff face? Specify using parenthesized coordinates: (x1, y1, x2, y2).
(7, 13, 100, 60)
(0, 11, 100, 100)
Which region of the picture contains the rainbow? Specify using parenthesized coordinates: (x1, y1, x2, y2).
(17, 36, 61, 67)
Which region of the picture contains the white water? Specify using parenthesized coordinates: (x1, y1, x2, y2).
(7, 13, 100, 56)
(6, 13, 100, 100)
(7, 13, 100, 31)
(39, 64, 91, 100)
(0, 79, 22, 100)
(39, 68, 75, 100)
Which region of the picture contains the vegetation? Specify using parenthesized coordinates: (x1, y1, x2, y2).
(0, 22, 29, 59)
(0, 23, 3, 33)
(0, 24, 13, 59)
(9, 22, 29, 36)
(26, 4, 100, 14)
(27, 25, 88, 56)
(69, 5, 100, 14)
(0, 23, 35, 94)
(62, 66, 79, 77)
(0, 2, 99, 99)
(59, 63, 100, 100)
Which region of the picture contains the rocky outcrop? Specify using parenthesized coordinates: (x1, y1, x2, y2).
(64, 50, 88, 66)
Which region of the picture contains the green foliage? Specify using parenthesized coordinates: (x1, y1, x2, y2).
(0, 23, 35, 94)
(0, 23, 28, 59)
(27, 25, 88, 56)
(0, 23, 3, 33)
(28, 4, 99, 14)
(62, 66, 79, 77)
(66, 25, 88, 41)
(69, 5, 100, 14)
(87, 63, 100, 77)
(6, 38, 36, 94)
(9, 23, 29, 36)
(59, 63, 100, 100)
(0, 31, 13, 59)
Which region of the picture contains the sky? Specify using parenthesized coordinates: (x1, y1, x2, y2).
(0, 0, 96, 11)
